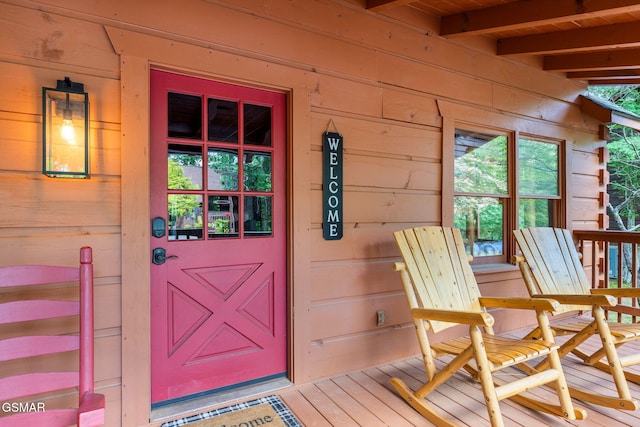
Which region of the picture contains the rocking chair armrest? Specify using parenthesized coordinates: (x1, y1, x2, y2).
(591, 288, 640, 298)
(411, 307, 494, 327)
(532, 293, 617, 307)
(479, 297, 559, 312)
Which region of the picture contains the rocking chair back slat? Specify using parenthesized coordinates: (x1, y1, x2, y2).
(395, 227, 482, 333)
(513, 227, 640, 411)
(515, 228, 593, 312)
(0, 247, 105, 427)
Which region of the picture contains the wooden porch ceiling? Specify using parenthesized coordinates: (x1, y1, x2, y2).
(366, 0, 640, 86)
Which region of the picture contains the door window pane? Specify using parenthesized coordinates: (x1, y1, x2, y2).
(244, 151, 272, 191)
(454, 196, 505, 257)
(168, 93, 202, 139)
(208, 148, 238, 191)
(244, 196, 272, 236)
(208, 196, 239, 238)
(244, 104, 271, 146)
(168, 194, 203, 240)
(207, 98, 238, 143)
(168, 144, 202, 190)
(454, 131, 507, 194)
(519, 138, 558, 196)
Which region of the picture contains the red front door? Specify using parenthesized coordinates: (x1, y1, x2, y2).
(150, 70, 287, 403)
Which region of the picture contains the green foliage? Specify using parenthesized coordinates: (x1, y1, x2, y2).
(213, 218, 230, 233)
(518, 139, 558, 196)
(454, 136, 507, 194)
(454, 196, 504, 241)
(208, 150, 239, 190)
(243, 153, 272, 191)
(168, 160, 201, 227)
(589, 86, 640, 116)
(589, 86, 640, 229)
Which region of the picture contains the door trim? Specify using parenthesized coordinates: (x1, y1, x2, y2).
(113, 26, 316, 426)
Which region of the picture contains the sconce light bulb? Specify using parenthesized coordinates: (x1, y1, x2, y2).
(61, 118, 76, 144)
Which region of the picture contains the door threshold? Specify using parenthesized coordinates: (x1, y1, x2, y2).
(150, 377, 293, 422)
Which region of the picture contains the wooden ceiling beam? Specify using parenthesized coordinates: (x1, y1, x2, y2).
(498, 21, 640, 55)
(441, 0, 640, 37)
(568, 69, 640, 80)
(588, 78, 640, 85)
(366, 0, 414, 12)
(544, 48, 640, 72)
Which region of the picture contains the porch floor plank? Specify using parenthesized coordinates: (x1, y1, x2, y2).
(276, 332, 640, 426)
(330, 374, 414, 427)
(295, 383, 360, 427)
(314, 378, 387, 427)
(348, 369, 430, 425)
(278, 390, 332, 427)
(159, 327, 640, 427)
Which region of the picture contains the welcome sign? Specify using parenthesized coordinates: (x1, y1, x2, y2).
(323, 131, 343, 240)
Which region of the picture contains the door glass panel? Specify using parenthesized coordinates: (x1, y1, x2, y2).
(208, 195, 239, 238)
(168, 194, 203, 240)
(244, 104, 271, 146)
(244, 151, 272, 191)
(168, 93, 202, 139)
(207, 98, 238, 143)
(208, 148, 239, 190)
(244, 196, 272, 237)
(169, 144, 203, 190)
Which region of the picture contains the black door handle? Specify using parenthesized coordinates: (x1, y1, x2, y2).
(152, 247, 179, 265)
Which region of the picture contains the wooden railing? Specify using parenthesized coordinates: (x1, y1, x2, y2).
(574, 230, 640, 322)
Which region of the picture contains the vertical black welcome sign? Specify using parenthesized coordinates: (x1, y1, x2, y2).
(323, 131, 343, 240)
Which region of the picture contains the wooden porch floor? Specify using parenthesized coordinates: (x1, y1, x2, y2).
(276, 334, 640, 426)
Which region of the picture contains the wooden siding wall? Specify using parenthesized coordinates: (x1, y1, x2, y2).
(0, 0, 605, 426)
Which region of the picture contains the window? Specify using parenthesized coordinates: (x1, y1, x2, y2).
(166, 92, 275, 240)
(518, 137, 560, 229)
(453, 128, 562, 264)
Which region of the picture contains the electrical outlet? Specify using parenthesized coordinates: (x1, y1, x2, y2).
(376, 310, 385, 326)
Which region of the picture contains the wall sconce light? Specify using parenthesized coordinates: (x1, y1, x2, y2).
(42, 77, 89, 178)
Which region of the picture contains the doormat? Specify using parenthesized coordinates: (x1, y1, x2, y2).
(160, 395, 303, 427)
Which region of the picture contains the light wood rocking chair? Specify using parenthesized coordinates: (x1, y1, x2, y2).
(392, 226, 585, 426)
(0, 247, 105, 426)
(513, 227, 640, 411)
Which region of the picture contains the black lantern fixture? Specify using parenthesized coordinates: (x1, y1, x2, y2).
(42, 77, 89, 178)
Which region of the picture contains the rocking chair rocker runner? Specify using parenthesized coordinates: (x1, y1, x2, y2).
(513, 227, 640, 411)
(392, 226, 585, 426)
(0, 247, 105, 427)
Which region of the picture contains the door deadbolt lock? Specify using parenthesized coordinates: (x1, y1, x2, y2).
(152, 247, 178, 265)
(151, 217, 166, 238)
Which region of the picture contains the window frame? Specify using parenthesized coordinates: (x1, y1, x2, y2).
(452, 125, 565, 265)
(516, 133, 564, 231)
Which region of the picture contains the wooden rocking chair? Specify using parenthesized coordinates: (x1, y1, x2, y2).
(0, 247, 105, 426)
(513, 227, 640, 411)
(392, 226, 585, 426)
